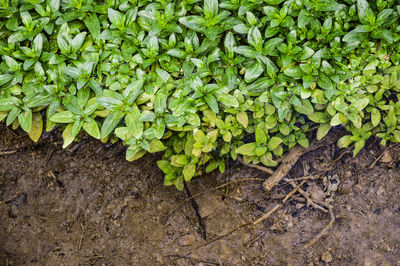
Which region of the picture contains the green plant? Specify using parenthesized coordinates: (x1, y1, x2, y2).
(1, 0, 400, 190)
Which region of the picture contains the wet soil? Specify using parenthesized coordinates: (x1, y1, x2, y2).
(1, 124, 400, 265)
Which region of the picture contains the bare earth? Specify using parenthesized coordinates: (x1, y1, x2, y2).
(1, 124, 400, 265)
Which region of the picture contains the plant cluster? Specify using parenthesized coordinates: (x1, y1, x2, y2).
(1, 0, 400, 190)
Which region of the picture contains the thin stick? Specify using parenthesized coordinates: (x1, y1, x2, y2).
(246, 230, 267, 247)
(369, 144, 398, 169)
(161, 178, 264, 224)
(253, 180, 307, 225)
(0, 150, 18, 155)
(305, 205, 335, 248)
(263, 145, 307, 191)
(78, 223, 85, 250)
(238, 156, 274, 174)
(194, 222, 252, 250)
(284, 178, 328, 213)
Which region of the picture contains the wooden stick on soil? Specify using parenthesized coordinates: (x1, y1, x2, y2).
(0, 150, 18, 155)
(369, 143, 398, 169)
(263, 145, 306, 191)
(238, 156, 274, 174)
(253, 180, 307, 225)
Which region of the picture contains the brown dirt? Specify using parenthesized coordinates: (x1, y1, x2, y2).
(1, 124, 400, 265)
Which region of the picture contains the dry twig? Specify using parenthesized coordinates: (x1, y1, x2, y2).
(305, 205, 335, 248)
(0, 150, 18, 155)
(369, 143, 398, 169)
(254, 180, 307, 225)
(238, 156, 274, 174)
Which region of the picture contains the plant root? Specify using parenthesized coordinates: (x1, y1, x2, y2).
(263, 145, 306, 191)
(305, 205, 335, 248)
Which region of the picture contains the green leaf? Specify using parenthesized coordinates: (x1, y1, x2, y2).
(219, 94, 239, 108)
(353, 139, 365, 157)
(18, 109, 32, 133)
(0, 74, 14, 86)
(204, 94, 219, 113)
(317, 123, 331, 140)
(236, 112, 248, 128)
(233, 46, 257, 58)
(357, 0, 375, 25)
(371, 108, 381, 127)
(62, 124, 75, 148)
(268, 136, 282, 150)
(255, 127, 267, 144)
(338, 135, 353, 148)
(235, 143, 257, 156)
(204, 0, 218, 18)
(83, 119, 100, 139)
(70, 32, 86, 53)
(308, 112, 329, 123)
(28, 112, 43, 143)
(245, 62, 264, 83)
(317, 74, 333, 91)
(183, 163, 196, 181)
(101, 111, 124, 139)
(83, 13, 101, 40)
(343, 25, 371, 42)
(351, 98, 369, 112)
(50, 111, 74, 123)
(108, 8, 125, 28)
(0, 97, 20, 111)
(284, 66, 304, 79)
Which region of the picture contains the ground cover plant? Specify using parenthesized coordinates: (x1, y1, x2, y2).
(0, 0, 399, 190)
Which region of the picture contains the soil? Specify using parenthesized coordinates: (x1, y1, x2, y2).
(1, 124, 400, 265)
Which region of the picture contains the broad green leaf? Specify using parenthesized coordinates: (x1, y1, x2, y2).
(83, 13, 101, 40)
(235, 143, 257, 156)
(371, 108, 381, 127)
(204, 0, 218, 18)
(204, 94, 219, 113)
(50, 111, 74, 123)
(183, 163, 196, 181)
(101, 111, 124, 138)
(62, 124, 75, 148)
(28, 112, 43, 142)
(18, 109, 33, 133)
(236, 112, 248, 128)
(268, 136, 282, 150)
(83, 119, 100, 139)
(219, 94, 239, 108)
(317, 123, 331, 140)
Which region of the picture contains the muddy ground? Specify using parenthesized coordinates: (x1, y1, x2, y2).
(0, 123, 400, 265)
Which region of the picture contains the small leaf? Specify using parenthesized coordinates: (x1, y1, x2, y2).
(219, 94, 239, 108)
(235, 143, 257, 156)
(317, 123, 331, 140)
(236, 112, 248, 128)
(268, 136, 282, 150)
(83, 119, 100, 139)
(28, 112, 43, 142)
(183, 163, 196, 181)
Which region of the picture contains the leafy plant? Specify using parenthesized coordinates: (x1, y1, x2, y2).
(1, 0, 400, 190)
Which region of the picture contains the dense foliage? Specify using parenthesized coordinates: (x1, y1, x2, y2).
(1, 0, 400, 190)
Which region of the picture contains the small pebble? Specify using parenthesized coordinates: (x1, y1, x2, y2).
(321, 251, 333, 263)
